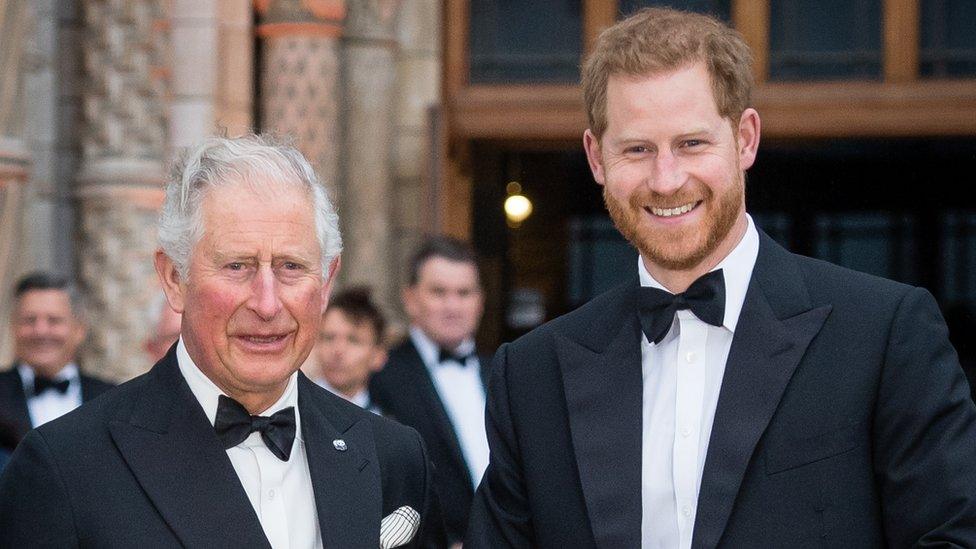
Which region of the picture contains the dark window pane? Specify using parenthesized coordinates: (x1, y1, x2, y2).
(943, 212, 976, 303)
(567, 216, 635, 307)
(469, 0, 582, 84)
(921, 0, 976, 78)
(769, 0, 882, 80)
(619, 0, 731, 22)
(814, 213, 917, 283)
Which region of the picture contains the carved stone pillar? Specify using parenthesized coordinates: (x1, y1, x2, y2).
(76, 0, 169, 381)
(256, 0, 345, 201)
(341, 0, 400, 316)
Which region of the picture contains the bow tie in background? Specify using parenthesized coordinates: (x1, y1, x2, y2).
(214, 395, 297, 461)
(638, 269, 726, 345)
(32, 376, 71, 396)
(438, 347, 475, 365)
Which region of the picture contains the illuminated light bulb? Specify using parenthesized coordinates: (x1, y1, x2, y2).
(505, 193, 533, 224)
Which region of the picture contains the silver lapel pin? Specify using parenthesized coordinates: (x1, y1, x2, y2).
(333, 439, 347, 451)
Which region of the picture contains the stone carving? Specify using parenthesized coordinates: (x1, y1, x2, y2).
(81, 0, 168, 162)
(76, 0, 170, 381)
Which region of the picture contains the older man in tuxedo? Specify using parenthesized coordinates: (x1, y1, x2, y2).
(466, 8, 976, 548)
(0, 135, 437, 548)
(0, 272, 113, 447)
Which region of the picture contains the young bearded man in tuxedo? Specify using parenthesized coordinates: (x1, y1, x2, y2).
(0, 272, 113, 447)
(0, 135, 439, 548)
(370, 236, 490, 545)
(466, 8, 976, 548)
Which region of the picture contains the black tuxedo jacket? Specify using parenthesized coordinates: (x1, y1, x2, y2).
(466, 231, 976, 548)
(0, 349, 438, 548)
(370, 338, 490, 543)
(0, 364, 113, 447)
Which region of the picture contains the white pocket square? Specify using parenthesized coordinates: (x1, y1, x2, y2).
(379, 505, 420, 549)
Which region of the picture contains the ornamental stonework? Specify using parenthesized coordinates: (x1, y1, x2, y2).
(81, 0, 168, 162)
(76, 190, 162, 380)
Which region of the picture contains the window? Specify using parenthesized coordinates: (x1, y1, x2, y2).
(768, 0, 882, 80)
(469, 0, 583, 83)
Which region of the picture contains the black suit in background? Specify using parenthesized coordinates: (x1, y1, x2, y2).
(466, 231, 976, 548)
(0, 365, 113, 447)
(370, 339, 489, 543)
(0, 348, 439, 548)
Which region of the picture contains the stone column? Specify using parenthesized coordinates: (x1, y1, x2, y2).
(0, 138, 30, 365)
(256, 0, 345, 200)
(389, 0, 439, 331)
(76, 0, 169, 381)
(341, 0, 400, 316)
(170, 0, 254, 148)
(0, 0, 32, 363)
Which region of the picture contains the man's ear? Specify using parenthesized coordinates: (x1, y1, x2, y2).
(583, 129, 607, 186)
(736, 108, 761, 171)
(320, 255, 342, 313)
(369, 348, 388, 373)
(154, 250, 186, 314)
(402, 285, 418, 321)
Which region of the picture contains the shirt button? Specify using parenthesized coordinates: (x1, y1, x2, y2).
(268, 489, 275, 500)
(680, 427, 691, 438)
(685, 352, 697, 363)
(682, 505, 692, 517)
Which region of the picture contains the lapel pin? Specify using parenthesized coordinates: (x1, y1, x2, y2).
(333, 439, 347, 451)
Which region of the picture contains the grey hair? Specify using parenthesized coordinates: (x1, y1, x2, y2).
(158, 134, 342, 279)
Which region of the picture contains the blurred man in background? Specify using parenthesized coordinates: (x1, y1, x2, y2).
(0, 271, 113, 446)
(311, 286, 386, 414)
(370, 236, 490, 545)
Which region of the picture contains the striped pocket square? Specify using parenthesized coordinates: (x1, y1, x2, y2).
(379, 506, 420, 549)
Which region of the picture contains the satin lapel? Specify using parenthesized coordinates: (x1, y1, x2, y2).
(0, 368, 31, 437)
(691, 234, 831, 548)
(300, 375, 381, 549)
(558, 282, 643, 549)
(108, 353, 270, 548)
(403, 343, 469, 474)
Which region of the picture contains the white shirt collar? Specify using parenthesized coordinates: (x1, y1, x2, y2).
(313, 377, 371, 409)
(175, 337, 302, 441)
(409, 326, 476, 368)
(638, 214, 760, 333)
(18, 362, 80, 386)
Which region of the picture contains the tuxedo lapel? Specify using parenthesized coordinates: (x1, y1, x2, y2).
(558, 281, 643, 549)
(402, 343, 469, 473)
(108, 353, 270, 548)
(0, 367, 32, 438)
(692, 233, 831, 548)
(299, 375, 381, 549)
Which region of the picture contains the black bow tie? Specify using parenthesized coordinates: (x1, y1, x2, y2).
(214, 395, 297, 461)
(438, 348, 475, 365)
(638, 269, 726, 345)
(32, 376, 71, 396)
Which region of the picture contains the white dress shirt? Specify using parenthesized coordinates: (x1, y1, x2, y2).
(18, 363, 83, 428)
(411, 327, 490, 487)
(640, 216, 759, 549)
(177, 339, 322, 549)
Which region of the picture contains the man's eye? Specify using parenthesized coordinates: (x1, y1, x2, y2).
(682, 139, 705, 148)
(626, 146, 649, 154)
(226, 262, 246, 271)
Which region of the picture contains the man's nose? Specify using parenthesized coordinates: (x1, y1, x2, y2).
(646, 149, 686, 195)
(248, 266, 284, 320)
